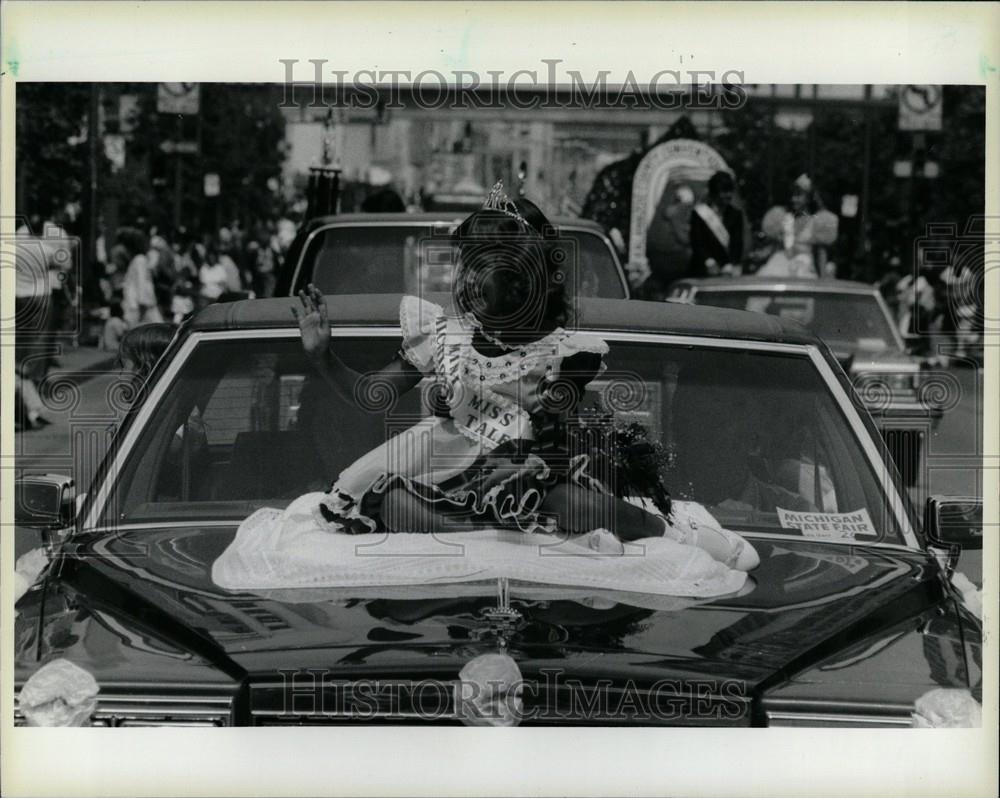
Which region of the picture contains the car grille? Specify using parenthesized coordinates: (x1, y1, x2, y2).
(14, 694, 233, 727)
(249, 679, 752, 726)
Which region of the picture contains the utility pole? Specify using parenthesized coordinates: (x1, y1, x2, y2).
(857, 85, 873, 263)
(87, 84, 100, 269)
(173, 115, 184, 233)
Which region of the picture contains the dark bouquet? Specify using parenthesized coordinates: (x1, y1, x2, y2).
(530, 406, 673, 519)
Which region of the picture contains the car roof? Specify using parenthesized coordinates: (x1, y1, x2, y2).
(187, 293, 820, 346)
(302, 213, 609, 235)
(673, 276, 877, 293)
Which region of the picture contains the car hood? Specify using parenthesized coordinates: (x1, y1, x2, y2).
(17, 525, 952, 694)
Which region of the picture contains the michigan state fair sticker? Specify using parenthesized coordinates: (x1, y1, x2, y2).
(776, 507, 878, 539)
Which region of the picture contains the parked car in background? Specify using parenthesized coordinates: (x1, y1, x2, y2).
(667, 277, 946, 486)
(14, 294, 980, 727)
(275, 213, 630, 300)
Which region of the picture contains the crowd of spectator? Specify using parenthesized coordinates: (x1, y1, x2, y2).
(13, 213, 299, 431)
(94, 216, 298, 345)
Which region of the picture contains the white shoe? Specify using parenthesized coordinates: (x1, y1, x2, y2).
(662, 512, 759, 571)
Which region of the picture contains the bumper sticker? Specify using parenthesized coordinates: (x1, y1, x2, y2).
(777, 507, 878, 539)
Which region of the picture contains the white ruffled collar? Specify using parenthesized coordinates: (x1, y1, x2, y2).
(451, 314, 571, 384)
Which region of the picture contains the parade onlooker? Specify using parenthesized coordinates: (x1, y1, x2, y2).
(640, 184, 694, 299)
(689, 172, 747, 279)
(100, 303, 127, 352)
(116, 322, 177, 386)
(170, 281, 197, 324)
(14, 227, 53, 431)
(43, 218, 78, 344)
(939, 259, 981, 360)
(198, 248, 230, 302)
(361, 186, 406, 213)
(148, 234, 178, 319)
(120, 228, 163, 326)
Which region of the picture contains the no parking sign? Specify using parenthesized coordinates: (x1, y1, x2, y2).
(898, 85, 942, 131)
(157, 83, 200, 115)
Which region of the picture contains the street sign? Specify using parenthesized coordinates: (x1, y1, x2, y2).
(204, 173, 221, 197)
(898, 85, 942, 131)
(160, 140, 198, 155)
(157, 82, 200, 115)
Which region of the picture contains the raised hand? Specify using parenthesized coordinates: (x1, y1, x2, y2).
(291, 284, 330, 361)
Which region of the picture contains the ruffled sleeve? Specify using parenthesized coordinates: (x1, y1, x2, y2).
(559, 333, 609, 362)
(399, 295, 443, 374)
(761, 206, 788, 241)
(811, 209, 839, 245)
(556, 333, 609, 381)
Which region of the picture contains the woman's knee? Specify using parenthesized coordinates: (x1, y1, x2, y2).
(540, 484, 611, 533)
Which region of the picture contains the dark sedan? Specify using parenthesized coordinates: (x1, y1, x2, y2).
(14, 295, 981, 726)
(667, 277, 948, 486)
(275, 213, 630, 300)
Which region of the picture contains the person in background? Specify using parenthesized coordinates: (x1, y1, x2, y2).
(939, 258, 981, 361)
(41, 216, 78, 346)
(107, 241, 129, 298)
(641, 184, 695, 299)
(14, 225, 53, 431)
(149, 234, 177, 321)
(199, 247, 230, 303)
(170, 281, 197, 324)
(689, 171, 747, 279)
(758, 175, 838, 279)
(120, 227, 163, 326)
(217, 243, 243, 295)
(116, 322, 177, 388)
(100, 303, 127, 352)
(251, 231, 277, 298)
(361, 186, 406, 213)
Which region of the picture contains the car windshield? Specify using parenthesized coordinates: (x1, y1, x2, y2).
(104, 335, 906, 545)
(304, 225, 626, 299)
(694, 291, 901, 353)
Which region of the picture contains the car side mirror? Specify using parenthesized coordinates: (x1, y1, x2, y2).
(15, 474, 76, 530)
(924, 495, 982, 550)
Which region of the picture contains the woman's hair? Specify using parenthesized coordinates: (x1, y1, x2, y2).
(116, 227, 149, 258)
(708, 171, 735, 197)
(452, 201, 570, 335)
(790, 179, 824, 214)
(116, 323, 177, 380)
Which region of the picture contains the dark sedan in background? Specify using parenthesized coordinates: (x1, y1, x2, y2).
(667, 277, 947, 487)
(275, 212, 630, 300)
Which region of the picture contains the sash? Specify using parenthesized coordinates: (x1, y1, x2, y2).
(433, 314, 533, 450)
(693, 203, 730, 250)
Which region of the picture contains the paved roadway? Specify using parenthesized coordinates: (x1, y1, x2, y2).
(13, 351, 986, 572)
